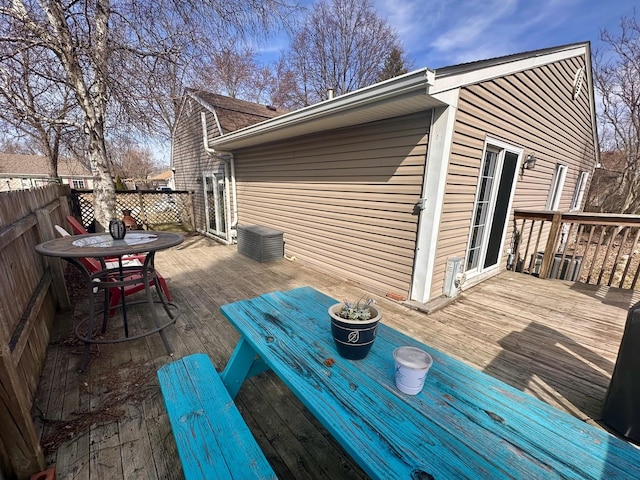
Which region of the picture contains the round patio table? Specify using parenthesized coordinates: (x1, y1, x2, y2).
(36, 231, 183, 371)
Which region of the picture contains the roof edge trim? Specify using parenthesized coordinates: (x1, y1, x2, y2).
(210, 68, 435, 148)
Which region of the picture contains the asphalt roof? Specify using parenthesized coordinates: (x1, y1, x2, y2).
(186, 89, 286, 134)
(0, 154, 91, 176)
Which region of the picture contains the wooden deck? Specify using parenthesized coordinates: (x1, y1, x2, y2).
(34, 233, 639, 479)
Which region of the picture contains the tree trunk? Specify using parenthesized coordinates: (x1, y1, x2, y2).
(87, 122, 115, 232)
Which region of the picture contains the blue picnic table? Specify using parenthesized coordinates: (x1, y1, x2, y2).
(219, 286, 640, 479)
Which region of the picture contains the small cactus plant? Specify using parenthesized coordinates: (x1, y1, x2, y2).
(337, 297, 376, 321)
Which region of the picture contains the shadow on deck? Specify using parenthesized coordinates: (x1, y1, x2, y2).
(34, 234, 637, 479)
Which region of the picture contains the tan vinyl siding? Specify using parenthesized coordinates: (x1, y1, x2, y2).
(172, 98, 224, 231)
(233, 112, 430, 297)
(431, 54, 596, 299)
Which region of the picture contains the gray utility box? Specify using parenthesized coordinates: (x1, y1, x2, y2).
(237, 225, 284, 263)
(531, 252, 583, 281)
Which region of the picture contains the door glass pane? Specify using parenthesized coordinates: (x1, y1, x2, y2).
(467, 150, 498, 271)
(216, 177, 226, 235)
(483, 151, 518, 268)
(205, 176, 216, 232)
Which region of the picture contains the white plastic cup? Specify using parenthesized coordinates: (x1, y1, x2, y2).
(393, 346, 433, 395)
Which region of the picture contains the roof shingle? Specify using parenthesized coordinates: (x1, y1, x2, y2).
(186, 89, 285, 134)
(0, 154, 91, 177)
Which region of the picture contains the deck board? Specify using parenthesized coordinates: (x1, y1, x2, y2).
(34, 233, 638, 479)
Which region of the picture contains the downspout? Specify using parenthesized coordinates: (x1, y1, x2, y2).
(201, 112, 238, 244)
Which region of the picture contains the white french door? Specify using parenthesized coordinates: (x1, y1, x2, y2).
(203, 170, 228, 238)
(465, 142, 521, 278)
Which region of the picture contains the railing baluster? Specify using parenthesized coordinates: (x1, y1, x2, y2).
(557, 222, 576, 280)
(582, 224, 596, 283)
(597, 226, 620, 285)
(540, 213, 563, 279)
(523, 219, 534, 272)
(531, 221, 544, 273)
(569, 223, 584, 279)
(608, 227, 629, 286)
(587, 227, 607, 285)
(620, 227, 640, 288)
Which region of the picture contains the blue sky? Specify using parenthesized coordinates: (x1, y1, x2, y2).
(258, 0, 637, 69)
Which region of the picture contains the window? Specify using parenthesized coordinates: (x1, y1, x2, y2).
(72, 179, 85, 189)
(547, 164, 567, 210)
(569, 171, 589, 211)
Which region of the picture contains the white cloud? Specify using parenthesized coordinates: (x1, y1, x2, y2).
(261, 0, 634, 69)
(430, 0, 518, 52)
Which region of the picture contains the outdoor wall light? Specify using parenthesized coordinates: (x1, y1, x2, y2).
(522, 154, 537, 173)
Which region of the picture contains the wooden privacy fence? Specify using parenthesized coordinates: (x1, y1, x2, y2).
(511, 210, 640, 290)
(70, 189, 196, 232)
(0, 184, 72, 479)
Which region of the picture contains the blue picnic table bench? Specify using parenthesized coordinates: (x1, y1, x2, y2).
(158, 286, 640, 479)
(157, 354, 276, 479)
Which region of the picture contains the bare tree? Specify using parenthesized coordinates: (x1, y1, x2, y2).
(0, 43, 79, 179)
(263, 59, 301, 110)
(198, 43, 259, 100)
(589, 13, 640, 214)
(283, 0, 410, 106)
(109, 139, 158, 183)
(0, 135, 37, 154)
(0, 0, 298, 229)
(196, 43, 299, 109)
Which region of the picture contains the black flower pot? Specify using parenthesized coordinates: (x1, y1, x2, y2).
(328, 303, 381, 360)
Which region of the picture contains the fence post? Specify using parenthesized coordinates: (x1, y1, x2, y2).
(137, 191, 149, 230)
(35, 203, 71, 310)
(539, 212, 562, 280)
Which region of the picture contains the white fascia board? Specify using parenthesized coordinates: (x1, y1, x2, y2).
(583, 43, 600, 168)
(431, 44, 588, 94)
(209, 68, 437, 149)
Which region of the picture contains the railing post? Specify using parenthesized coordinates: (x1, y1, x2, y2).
(189, 191, 196, 232)
(137, 191, 149, 230)
(539, 212, 563, 279)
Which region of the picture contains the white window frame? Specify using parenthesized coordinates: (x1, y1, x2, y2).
(547, 164, 567, 211)
(72, 179, 85, 189)
(569, 171, 589, 211)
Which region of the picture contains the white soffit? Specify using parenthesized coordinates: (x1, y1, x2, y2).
(209, 68, 444, 150)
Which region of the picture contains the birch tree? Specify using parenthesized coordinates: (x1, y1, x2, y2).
(0, 0, 297, 229)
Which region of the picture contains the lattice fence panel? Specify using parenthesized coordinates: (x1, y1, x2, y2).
(71, 190, 193, 231)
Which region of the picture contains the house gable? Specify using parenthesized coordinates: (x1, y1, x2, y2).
(171, 43, 599, 304)
(427, 45, 597, 301)
(171, 90, 287, 232)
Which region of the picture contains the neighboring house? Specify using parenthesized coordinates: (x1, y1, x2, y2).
(122, 170, 175, 191)
(148, 170, 175, 190)
(0, 154, 93, 192)
(172, 89, 286, 236)
(172, 43, 598, 306)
